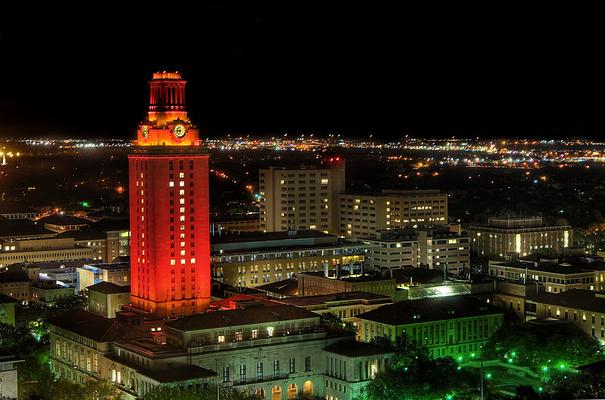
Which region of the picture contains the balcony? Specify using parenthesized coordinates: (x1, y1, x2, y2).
(187, 327, 327, 354)
(232, 373, 291, 386)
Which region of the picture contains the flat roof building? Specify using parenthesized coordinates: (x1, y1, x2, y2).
(529, 289, 605, 344)
(357, 295, 504, 358)
(469, 216, 572, 258)
(211, 230, 365, 288)
(338, 190, 448, 238)
(259, 161, 345, 234)
(363, 228, 469, 274)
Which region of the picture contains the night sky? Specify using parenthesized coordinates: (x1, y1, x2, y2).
(1, 4, 604, 140)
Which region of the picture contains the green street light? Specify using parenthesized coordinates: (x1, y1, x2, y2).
(485, 372, 493, 380)
(542, 366, 549, 372)
(457, 356, 463, 362)
(511, 351, 517, 357)
(446, 395, 454, 400)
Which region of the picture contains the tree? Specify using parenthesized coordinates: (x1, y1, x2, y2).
(320, 312, 356, 332)
(219, 386, 264, 400)
(141, 385, 211, 400)
(360, 341, 480, 400)
(482, 321, 602, 371)
(25, 379, 120, 400)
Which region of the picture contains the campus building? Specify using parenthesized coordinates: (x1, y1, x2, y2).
(49, 300, 392, 400)
(469, 216, 572, 258)
(259, 160, 346, 234)
(338, 190, 448, 238)
(363, 228, 469, 274)
(128, 72, 211, 317)
(529, 289, 605, 345)
(210, 230, 365, 288)
(488, 260, 605, 293)
(357, 295, 504, 358)
(0, 236, 93, 269)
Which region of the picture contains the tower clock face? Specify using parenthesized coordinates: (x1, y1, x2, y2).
(141, 125, 149, 138)
(173, 124, 187, 138)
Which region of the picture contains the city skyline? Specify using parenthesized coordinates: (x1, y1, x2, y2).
(4, 5, 605, 400)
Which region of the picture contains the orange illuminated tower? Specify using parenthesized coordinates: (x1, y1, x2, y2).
(129, 72, 210, 318)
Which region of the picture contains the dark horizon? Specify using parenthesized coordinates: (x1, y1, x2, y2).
(1, 4, 604, 140)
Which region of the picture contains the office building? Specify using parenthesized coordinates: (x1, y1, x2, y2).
(211, 230, 365, 288)
(128, 72, 210, 317)
(357, 295, 504, 358)
(488, 259, 604, 293)
(469, 216, 572, 258)
(0, 236, 93, 269)
(363, 228, 469, 274)
(259, 160, 345, 234)
(338, 190, 448, 238)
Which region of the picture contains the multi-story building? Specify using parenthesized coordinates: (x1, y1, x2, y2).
(38, 215, 92, 233)
(298, 272, 401, 299)
(211, 230, 365, 288)
(0, 237, 93, 269)
(491, 280, 544, 321)
(49, 301, 392, 400)
(76, 262, 130, 292)
(529, 289, 605, 345)
(92, 218, 131, 262)
(275, 291, 393, 322)
(87, 282, 131, 318)
(57, 230, 108, 261)
(363, 228, 469, 274)
(0, 270, 31, 301)
(357, 295, 504, 358)
(469, 216, 572, 258)
(259, 160, 346, 234)
(128, 72, 211, 317)
(30, 280, 75, 304)
(338, 190, 448, 238)
(323, 339, 394, 400)
(488, 260, 601, 293)
(210, 214, 261, 234)
(0, 206, 39, 220)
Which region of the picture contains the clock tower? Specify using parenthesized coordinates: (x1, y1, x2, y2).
(128, 72, 210, 318)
